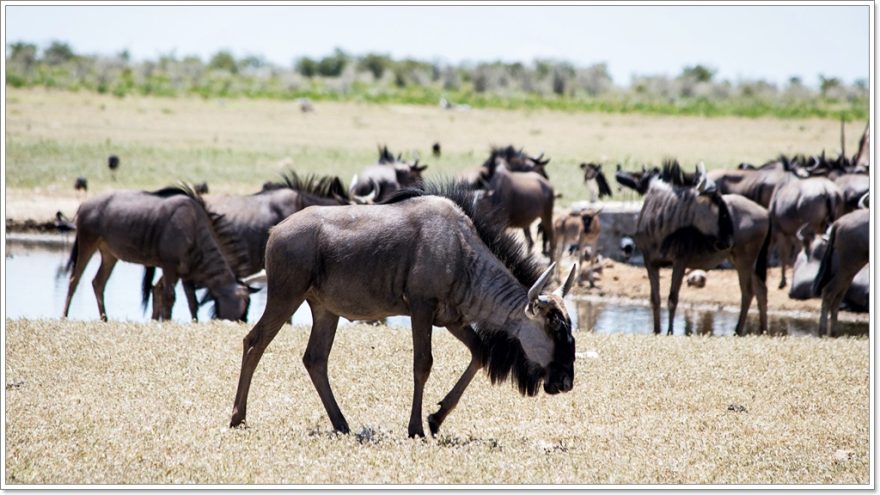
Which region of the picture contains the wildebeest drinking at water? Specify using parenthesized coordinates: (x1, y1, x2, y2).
(230, 182, 578, 437)
(63, 185, 252, 322)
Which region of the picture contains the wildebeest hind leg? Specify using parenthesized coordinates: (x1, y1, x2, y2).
(63, 236, 99, 318)
(428, 324, 482, 436)
(230, 290, 302, 428)
(92, 250, 119, 322)
(752, 273, 768, 334)
(302, 304, 349, 434)
(666, 263, 686, 336)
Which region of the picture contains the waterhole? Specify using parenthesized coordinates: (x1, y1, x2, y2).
(5, 239, 868, 337)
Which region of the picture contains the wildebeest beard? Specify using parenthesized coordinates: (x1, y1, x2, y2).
(474, 322, 546, 397)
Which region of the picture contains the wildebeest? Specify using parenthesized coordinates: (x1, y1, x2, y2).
(147, 171, 351, 319)
(788, 224, 869, 312)
(477, 161, 556, 257)
(349, 146, 427, 202)
(459, 145, 551, 190)
(813, 209, 870, 336)
(768, 174, 843, 289)
(63, 185, 252, 322)
(833, 173, 870, 213)
(634, 161, 770, 335)
(579, 163, 612, 201)
(54, 211, 76, 232)
(553, 206, 602, 287)
(707, 157, 799, 208)
(229, 182, 578, 438)
(432, 142, 442, 157)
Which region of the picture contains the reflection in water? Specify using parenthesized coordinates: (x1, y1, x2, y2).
(565, 298, 868, 337)
(5, 241, 870, 337)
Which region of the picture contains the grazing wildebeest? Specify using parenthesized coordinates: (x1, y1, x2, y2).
(477, 162, 556, 257)
(634, 161, 770, 335)
(147, 171, 352, 320)
(768, 174, 844, 289)
(579, 163, 612, 200)
(229, 182, 578, 437)
(63, 185, 252, 322)
(349, 146, 427, 202)
(788, 225, 869, 312)
(813, 209, 869, 337)
(553, 206, 602, 287)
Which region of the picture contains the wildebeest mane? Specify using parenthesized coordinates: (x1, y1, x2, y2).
(279, 170, 348, 200)
(659, 159, 692, 186)
(383, 180, 544, 288)
(475, 325, 544, 396)
(150, 183, 251, 279)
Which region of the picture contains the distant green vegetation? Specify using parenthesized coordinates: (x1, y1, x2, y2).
(6, 41, 868, 120)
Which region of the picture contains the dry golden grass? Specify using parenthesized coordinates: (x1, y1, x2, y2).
(4, 87, 866, 221)
(4, 319, 869, 485)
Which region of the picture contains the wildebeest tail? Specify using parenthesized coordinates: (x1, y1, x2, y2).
(812, 225, 837, 296)
(64, 237, 79, 274)
(141, 266, 156, 312)
(755, 223, 771, 283)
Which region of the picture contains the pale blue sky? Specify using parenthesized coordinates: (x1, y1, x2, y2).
(4, 4, 871, 87)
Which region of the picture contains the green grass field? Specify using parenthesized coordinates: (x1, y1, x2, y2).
(4, 87, 869, 220)
(4, 319, 870, 485)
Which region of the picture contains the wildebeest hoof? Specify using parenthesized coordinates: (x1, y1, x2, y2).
(427, 414, 441, 436)
(778, 280, 787, 290)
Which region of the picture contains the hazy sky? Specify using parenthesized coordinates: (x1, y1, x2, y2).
(5, 4, 870, 86)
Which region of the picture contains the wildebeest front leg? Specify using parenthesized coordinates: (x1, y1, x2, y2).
(666, 263, 686, 336)
(408, 300, 436, 438)
(428, 324, 482, 436)
(63, 236, 99, 318)
(646, 263, 662, 334)
(302, 304, 349, 434)
(92, 250, 119, 322)
(159, 272, 179, 321)
(183, 280, 199, 322)
(733, 262, 754, 336)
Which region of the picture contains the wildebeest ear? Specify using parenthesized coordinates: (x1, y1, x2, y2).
(553, 264, 577, 298)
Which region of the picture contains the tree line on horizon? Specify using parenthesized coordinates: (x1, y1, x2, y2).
(5, 41, 868, 120)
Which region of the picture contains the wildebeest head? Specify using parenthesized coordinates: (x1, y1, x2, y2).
(482, 145, 550, 179)
(522, 263, 577, 395)
(615, 163, 659, 195)
(395, 158, 428, 188)
(208, 280, 256, 322)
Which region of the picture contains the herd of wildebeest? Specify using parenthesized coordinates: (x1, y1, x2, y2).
(56, 123, 870, 436)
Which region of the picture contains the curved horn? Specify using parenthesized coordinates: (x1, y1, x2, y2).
(858, 192, 869, 209)
(527, 262, 556, 302)
(553, 264, 578, 298)
(241, 269, 267, 285)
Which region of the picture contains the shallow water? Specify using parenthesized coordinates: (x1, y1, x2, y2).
(4, 241, 869, 337)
